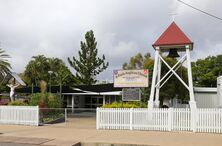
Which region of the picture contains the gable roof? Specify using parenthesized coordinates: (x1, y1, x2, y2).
(153, 22, 193, 47)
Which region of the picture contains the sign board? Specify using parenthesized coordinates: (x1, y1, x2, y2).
(122, 88, 141, 101)
(113, 69, 149, 87)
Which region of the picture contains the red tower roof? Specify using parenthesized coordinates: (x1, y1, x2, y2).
(153, 22, 193, 49)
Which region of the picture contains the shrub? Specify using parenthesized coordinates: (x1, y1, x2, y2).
(29, 93, 44, 107)
(8, 100, 28, 106)
(0, 96, 10, 105)
(29, 87, 63, 123)
(0, 96, 9, 99)
(29, 93, 62, 108)
(102, 102, 147, 108)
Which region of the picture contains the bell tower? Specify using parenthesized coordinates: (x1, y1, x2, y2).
(148, 22, 196, 110)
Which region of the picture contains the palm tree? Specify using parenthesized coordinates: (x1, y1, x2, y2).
(0, 48, 11, 80)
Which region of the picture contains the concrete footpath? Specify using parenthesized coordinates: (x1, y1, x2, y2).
(0, 118, 222, 146)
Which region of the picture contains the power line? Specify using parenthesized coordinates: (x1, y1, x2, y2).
(178, 0, 222, 21)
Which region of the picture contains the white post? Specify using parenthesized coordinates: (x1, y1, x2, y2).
(148, 48, 160, 109)
(186, 47, 196, 109)
(96, 107, 99, 130)
(155, 56, 161, 108)
(217, 76, 222, 106)
(186, 46, 197, 132)
(64, 108, 67, 127)
(72, 95, 74, 113)
(130, 108, 133, 130)
(168, 108, 172, 131)
(36, 106, 39, 126)
(191, 108, 197, 132)
(103, 95, 105, 106)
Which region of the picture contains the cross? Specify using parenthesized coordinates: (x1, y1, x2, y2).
(169, 13, 178, 21)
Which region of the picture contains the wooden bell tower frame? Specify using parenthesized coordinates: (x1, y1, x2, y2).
(148, 22, 197, 110)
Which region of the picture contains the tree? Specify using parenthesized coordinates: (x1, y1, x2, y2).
(192, 55, 222, 87)
(122, 52, 189, 105)
(48, 57, 77, 86)
(0, 48, 11, 81)
(24, 55, 49, 86)
(68, 30, 109, 85)
(0, 48, 11, 92)
(23, 55, 75, 86)
(122, 53, 154, 102)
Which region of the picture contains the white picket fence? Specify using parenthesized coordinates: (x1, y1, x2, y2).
(96, 108, 222, 133)
(0, 106, 39, 126)
(196, 108, 222, 133)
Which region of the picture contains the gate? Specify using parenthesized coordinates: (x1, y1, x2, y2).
(39, 108, 66, 126)
(38, 108, 97, 128)
(66, 108, 96, 129)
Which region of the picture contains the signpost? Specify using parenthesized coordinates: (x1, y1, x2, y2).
(122, 88, 141, 101)
(113, 69, 149, 88)
(113, 69, 149, 102)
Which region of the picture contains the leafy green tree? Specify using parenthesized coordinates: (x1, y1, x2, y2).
(68, 30, 109, 85)
(24, 55, 49, 86)
(23, 55, 75, 86)
(123, 53, 154, 71)
(122, 53, 153, 102)
(192, 55, 222, 87)
(0, 48, 11, 81)
(0, 48, 11, 92)
(123, 53, 145, 69)
(122, 52, 189, 105)
(48, 58, 77, 86)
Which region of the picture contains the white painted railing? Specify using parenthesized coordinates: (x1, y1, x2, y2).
(172, 108, 191, 131)
(196, 108, 222, 133)
(133, 108, 169, 131)
(0, 106, 39, 126)
(97, 108, 222, 133)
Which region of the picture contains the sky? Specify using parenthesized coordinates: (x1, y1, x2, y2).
(0, 0, 221, 82)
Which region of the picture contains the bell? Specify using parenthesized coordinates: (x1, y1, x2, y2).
(167, 49, 180, 58)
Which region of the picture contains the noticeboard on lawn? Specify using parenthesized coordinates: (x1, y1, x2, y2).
(122, 88, 141, 101)
(113, 69, 149, 87)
